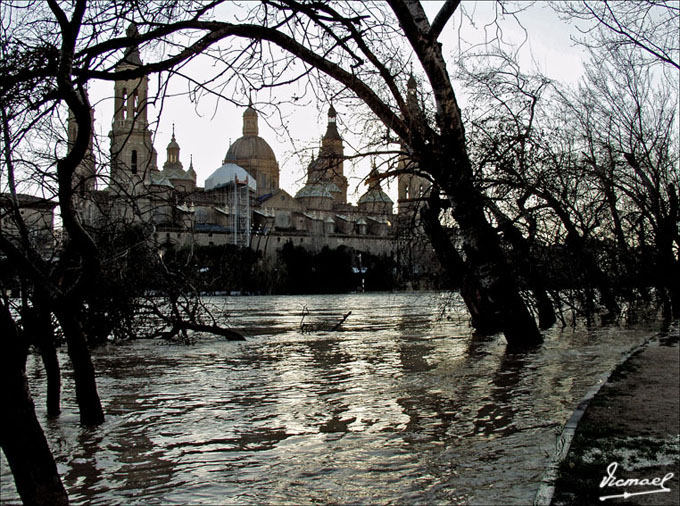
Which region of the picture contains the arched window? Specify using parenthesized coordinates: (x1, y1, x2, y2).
(121, 88, 128, 119)
(404, 185, 409, 199)
(131, 150, 138, 174)
(419, 184, 424, 198)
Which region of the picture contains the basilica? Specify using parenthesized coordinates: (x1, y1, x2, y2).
(73, 25, 432, 263)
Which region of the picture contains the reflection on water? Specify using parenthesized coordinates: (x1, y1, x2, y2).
(0, 292, 661, 504)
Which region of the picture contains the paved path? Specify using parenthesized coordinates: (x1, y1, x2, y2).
(551, 325, 679, 505)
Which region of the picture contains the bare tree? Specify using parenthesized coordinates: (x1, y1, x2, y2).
(552, 0, 679, 70)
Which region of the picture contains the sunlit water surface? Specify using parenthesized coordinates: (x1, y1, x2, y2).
(0, 292, 662, 504)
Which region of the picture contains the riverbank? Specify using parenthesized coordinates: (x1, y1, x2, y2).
(550, 324, 679, 505)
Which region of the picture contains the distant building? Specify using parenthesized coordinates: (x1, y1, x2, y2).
(75, 24, 441, 275)
(0, 193, 57, 254)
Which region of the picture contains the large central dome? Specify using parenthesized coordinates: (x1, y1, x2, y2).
(224, 136, 276, 163)
(223, 106, 277, 163)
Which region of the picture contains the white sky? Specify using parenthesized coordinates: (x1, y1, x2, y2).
(87, 1, 586, 204)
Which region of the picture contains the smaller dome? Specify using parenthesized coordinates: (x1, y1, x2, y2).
(295, 184, 334, 199)
(164, 167, 192, 180)
(325, 182, 341, 193)
(359, 189, 393, 204)
(167, 138, 179, 150)
(205, 163, 257, 191)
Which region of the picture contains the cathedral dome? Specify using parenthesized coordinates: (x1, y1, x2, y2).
(224, 136, 276, 163)
(223, 105, 278, 164)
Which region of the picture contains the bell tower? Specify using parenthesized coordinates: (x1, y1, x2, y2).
(398, 75, 431, 214)
(109, 23, 158, 193)
(319, 105, 348, 204)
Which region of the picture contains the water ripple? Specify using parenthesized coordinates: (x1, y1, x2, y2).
(0, 292, 661, 505)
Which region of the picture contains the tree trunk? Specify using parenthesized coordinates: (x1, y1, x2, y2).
(1, 303, 69, 506)
(498, 219, 557, 330)
(22, 303, 62, 417)
(449, 184, 543, 348)
(420, 191, 503, 334)
(39, 337, 62, 418)
(565, 232, 620, 317)
(421, 183, 543, 347)
(54, 307, 104, 426)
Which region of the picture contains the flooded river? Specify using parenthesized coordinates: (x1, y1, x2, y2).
(0, 292, 662, 504)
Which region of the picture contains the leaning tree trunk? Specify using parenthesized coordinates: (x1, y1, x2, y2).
(54, 305, 104, 426)
(1, 302, 69, 506)
(420, 181, 543, 347)
(448, 181, 544, 348)
(420, 190, 503, 334)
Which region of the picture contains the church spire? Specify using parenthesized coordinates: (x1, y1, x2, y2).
(187, 154, 196, 181)
(323, 104, 341, 141)
(121, 22, 142, 67)
(406, 73, 418, 113)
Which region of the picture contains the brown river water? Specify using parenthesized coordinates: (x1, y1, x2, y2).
(0, 292, 663, 504)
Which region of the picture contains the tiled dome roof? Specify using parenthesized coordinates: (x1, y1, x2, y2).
(225, 136, 276, 163)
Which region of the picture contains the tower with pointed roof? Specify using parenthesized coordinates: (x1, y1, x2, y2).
(301, 106, 348, 206)
(397, 75, 431, 214)
(109, 23, 159, 192)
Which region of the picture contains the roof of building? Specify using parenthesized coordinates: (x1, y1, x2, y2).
(163, 167, 193, 180)
(224, 136, 277, 164)
(205, 163, 257, 191)
(302, 212, 324, 221)
(149, 173, 174, 188)
(119, 23, 142, 67)
(323, 106, 342, 141)
(0, 193, 57, 209)
(295, 184, 334, 199)
(358, 188, 393, 205)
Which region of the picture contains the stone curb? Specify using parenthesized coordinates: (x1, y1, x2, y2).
(533, 332, 662, 506)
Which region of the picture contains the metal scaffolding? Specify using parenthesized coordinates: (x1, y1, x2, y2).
(231, 174, 250, 247)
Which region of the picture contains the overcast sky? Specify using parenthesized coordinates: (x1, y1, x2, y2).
(87, 1, 587, 204)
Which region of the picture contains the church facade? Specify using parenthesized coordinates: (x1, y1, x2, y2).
(75, 27, 432, 266)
